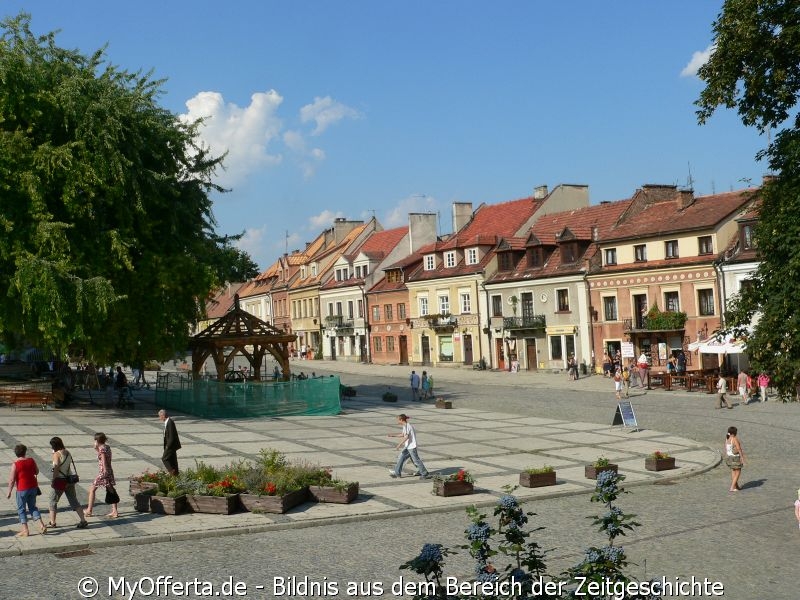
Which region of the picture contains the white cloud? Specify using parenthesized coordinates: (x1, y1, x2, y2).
(383, 194, 439, 228)
(681, 44, 715, 78)
(235, 225, 268, 267)
(300, 96, 361, 135)
(180, 90, 284, 186)
(308, 209, 345, 230)
(283, 130, 326, 178)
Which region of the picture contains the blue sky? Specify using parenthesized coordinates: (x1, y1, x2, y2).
(5, 2, 765, 269)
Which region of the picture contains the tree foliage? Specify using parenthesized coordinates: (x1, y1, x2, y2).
(0, 14, 256, 363)
(696, 0, 800, 399)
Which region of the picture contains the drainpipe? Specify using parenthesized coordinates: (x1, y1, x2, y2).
(584, 274, 595, 374)
(480, 281, 493, 369)
(475, 279, 483, 365)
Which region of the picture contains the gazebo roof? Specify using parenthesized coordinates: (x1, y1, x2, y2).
(191, 294, 295, 347)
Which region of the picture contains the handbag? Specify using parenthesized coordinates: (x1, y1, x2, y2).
(105, 486, 120, 505)
(36, 486, 42, 496)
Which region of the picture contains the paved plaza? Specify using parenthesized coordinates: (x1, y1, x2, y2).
(0, 361, 796, 599)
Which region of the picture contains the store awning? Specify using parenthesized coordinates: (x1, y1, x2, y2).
(692, 334, 747, 354)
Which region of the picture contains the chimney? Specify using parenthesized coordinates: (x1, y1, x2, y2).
(452, 202, 473, 233)
(333, 219, 363, 244)
(677, 189, 695, 210)
(533, 185, 548, 200)
(762, 174, 778, 185)
(408, 213, 438, 254)
(591, 225, 599, 241)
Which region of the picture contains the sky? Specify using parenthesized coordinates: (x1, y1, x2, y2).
(4, 2, 767, 269)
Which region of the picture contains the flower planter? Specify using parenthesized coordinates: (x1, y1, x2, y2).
(433, 480, 474, 497)
(435, 399, 452, 409)
(133, 492, 153, 513)
(129, 480, 158, 497)
(584, 464, 619, 479)
(150, 494, 188, 515)
(239, 487, 308, 514)
(310, 483, 359, 504)
(645, 456, 676, 472)
(187, 494, 240, 515)
(519, 471, 557, 488)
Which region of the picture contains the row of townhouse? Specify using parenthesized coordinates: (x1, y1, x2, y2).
(223, 180, 761, 373)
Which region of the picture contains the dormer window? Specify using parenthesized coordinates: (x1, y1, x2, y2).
(445, 251, 456, 268)
(698, 236, 713, 255)
(498, 252, 514, 272)
(300, 266, 307, 278)
(562, 242, 578, 264)
(466, 248, 478, 265)
(741, 224, 755, 249)
(529, 248, 543, 267)
(311, 263, 317, 276)
(424, 255, 435, 270)
(355, 266, 362, 278)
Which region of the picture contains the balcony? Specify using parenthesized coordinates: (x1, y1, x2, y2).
(503, 315, 546, 330)
(422, 314, 457, 332)
(324, 315, 343, 328)
(623, 311, 687, 333)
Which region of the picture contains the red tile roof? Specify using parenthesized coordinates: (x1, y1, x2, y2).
(440, 196, 540, 249)
(204, 283, 246, 319)
(349, 226, 407, 260)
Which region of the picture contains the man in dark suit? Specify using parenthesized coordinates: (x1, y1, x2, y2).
(158, 409, 181, 475)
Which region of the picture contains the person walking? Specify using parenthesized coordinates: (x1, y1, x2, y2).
(613, 368, 623, 400)
(48, 437, 89, 529)
(6, 444, 48, 537)
(622, 366, 631, 398)
(794, 489, 800, 530)
(409, 370, 420, 401)
(757, 372, 770, 402)
(159, 409, 182, 475)
(388, 414, 430, 479)
(85, 433, 119, 518)
(737, 370, 749, 403)
(421, 371, 430, 400)
(716, 372, 733, 409)
(724, 426, 745, 492)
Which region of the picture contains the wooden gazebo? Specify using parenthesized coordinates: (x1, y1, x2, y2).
(189, 294, 296, 382)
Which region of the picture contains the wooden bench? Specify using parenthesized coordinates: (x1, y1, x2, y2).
(0, 389, 54, 410)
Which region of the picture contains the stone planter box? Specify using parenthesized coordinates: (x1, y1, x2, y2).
(433, 480, 474, 497)
(150, 494, 188, 515)
(129, 480, 158, 497)
(133, 492, 153, 513)
(435, 399, 452, 409)
(584, 464, 619, 479)
(645, 456, 676, 472)
(187, 494, 240, 515)
(310, 483, 359, 504)
(239, 487, 308, 514)
(519, 471, 557, 488)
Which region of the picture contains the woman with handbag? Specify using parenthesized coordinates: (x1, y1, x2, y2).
(724, 426, 746, 492)
(6, 444, 48, 537)
(85, 432, 119, 518)
(48, 436, 89, 529)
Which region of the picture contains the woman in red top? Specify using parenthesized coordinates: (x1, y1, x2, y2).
(6, 444, 47, 537)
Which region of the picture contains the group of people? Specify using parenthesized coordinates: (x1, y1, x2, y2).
(716, 370, 771, 408)
(6, 409, 181, 537)
(409, 370, 434, 401)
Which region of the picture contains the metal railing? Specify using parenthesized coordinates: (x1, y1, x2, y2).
(502, 315, 546, 330)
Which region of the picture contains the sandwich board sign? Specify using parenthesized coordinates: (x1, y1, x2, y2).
(612, 400, 639, 432)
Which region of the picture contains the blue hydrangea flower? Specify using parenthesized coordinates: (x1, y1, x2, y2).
(466, 522, 491, 542)
(499, 495, 518, 510)
(418, 543, 443, 563)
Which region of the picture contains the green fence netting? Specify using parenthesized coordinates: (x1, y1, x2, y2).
(154, 373, 342, 418)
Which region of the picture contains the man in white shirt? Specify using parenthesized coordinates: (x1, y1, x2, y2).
(388, 414, 430, 479)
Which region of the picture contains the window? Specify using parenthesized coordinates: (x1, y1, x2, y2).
(698, 289, 715, 316)
(634, 244, 647, 262)
(386, 270, 401, 283)
(311, 264, 317, 277)
(604, 248, 617, 266)
(562, 243, 578, 263)
(665, 240, 679, 259)
(460, 293, 471, 314)
(742, 224, 755, 249)
(347, 301, 354, 319)
(418, 297, 429, 316)
(372, 337, 382, 352)
(530, 248, 543, 267)
(302, 299, 308, 318)
(327, 302, 334, 317)
(384, 304, 393, 321)
(398, 303, 406, 320)
(603, 296, 617, 321)
(498, 252, 514, 271)
(664, 291, 680, 313)
(698, 236, 713, 255)
(357, 299, 364, 318)
(438, 295, 450, 314)
(550, 335, 563, 361)
(491, 295, 502, 317)
(355, 266, 361, 278)
(372, 305, 380, 321)
(556, 289, 570, 312)
(466, 248, 478, 265)
(362, 265, 369, 276)
(386, 336, 395, 352)
(445, 251, 456, 268)
(424, 255, 435, 270)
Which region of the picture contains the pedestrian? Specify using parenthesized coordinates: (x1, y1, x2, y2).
(602, 352, 613, 377)
(676, 350, 687, 374)
(622, 366, 631, 398)
(724, 426, 745, 492)
(737, 370, 748, 403)
(6, 444, 48, 537)
(48, 436, 89, 529)
(427, 374, 435, 399)
(613, 368, 622, 400)
(85, 433, 119, 518)
(387, 414, 430, 479)
(409, 370, 420, 401)
(421, 371, 430, 400)
(757, 372, 770, 402)
(159, 409, 182, 475)
(795, 489, 800, 530)
(637, 353, 649, 388)
(717, 372, 733, 409)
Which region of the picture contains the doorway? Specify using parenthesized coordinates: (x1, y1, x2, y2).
(526, 339, 537, 370)
(463, 335, 473, 365)
(421, 335, 431, 365)
(399, 335, 408, 365)
(329, 337, 336, 360)
(633, 294, 648, 329)
(496, 338, 505, 371)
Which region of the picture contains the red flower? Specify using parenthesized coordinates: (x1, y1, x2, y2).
(264, 482, 277, 496)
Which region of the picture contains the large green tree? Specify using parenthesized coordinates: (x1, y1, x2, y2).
(0, 14, 255, 363)
(696, 0, 800, 399)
